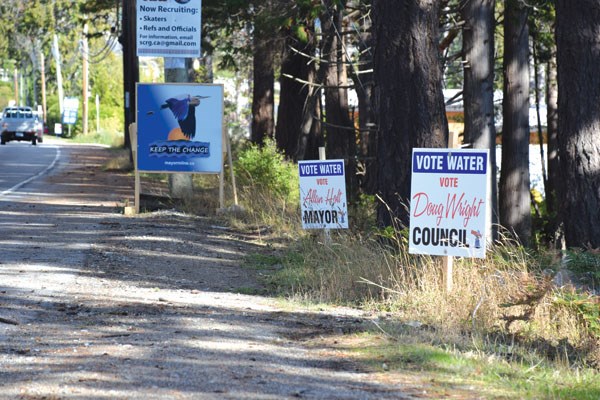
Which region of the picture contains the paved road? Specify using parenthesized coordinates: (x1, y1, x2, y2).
(0, 141, 60, 196)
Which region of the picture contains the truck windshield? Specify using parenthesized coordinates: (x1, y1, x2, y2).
(3, 110, 33, 118)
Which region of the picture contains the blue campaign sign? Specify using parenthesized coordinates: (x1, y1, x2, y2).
(136, 83, 223, 173)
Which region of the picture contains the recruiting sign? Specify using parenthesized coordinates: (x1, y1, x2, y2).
(299, 160, 348, 229)
(136, 0, 202, 58)
(136, 83, 223, 173)
(409, 148, 489, 258)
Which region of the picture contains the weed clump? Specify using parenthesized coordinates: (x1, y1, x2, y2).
(231, 138, 300, 234)
(234, 138, 299, 204)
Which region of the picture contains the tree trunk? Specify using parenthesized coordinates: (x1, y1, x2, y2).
(461, 0, 498, 240)
(355, 17, 376, 194)
(275, 33, 317, 159)
(499, 0, 531, 245)
(120, 3, 137, 152)
(555, 1, 600, 248)
(545, 53, 559, 219)
(251, 14, 275, 144)
(322, 3, 357, 199)
(373, 0, 448, 228)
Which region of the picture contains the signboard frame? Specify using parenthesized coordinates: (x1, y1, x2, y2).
(136, 0, 202, 58)
(131, 82, 230, 214)
(136, 82, 224, 174)
(62, 97, 79, 125)
(409, 147, 490, 258)
(299, 159, 349, 230)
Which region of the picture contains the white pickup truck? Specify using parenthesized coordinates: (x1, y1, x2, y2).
(0, 106, 44, 145)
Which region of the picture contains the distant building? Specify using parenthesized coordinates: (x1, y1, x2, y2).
(443, 89, 547, 140)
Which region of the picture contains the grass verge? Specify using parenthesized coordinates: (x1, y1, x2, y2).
(324, 329, 600, 399)
(255, 230, 600, 398)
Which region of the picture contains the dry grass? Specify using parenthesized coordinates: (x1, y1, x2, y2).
(103, 148, 133, 171)
(271, 225, 600, 367)
(220, 179, 303, 239)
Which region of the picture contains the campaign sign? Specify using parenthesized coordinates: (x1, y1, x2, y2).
(136, 83, 223, 173)
(409, 148, 489, 258)
(137, 0, 202, 58)
(299, 160, 348, 229)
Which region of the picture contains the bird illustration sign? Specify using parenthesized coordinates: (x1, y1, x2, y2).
(136, 83, 223, 173)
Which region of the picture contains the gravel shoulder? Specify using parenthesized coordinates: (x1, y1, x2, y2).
(0, 143, 433, 399)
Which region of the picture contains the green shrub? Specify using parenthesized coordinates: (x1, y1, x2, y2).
(553, 289, 600, 339)
(564, 249, 600, 286)
(0, 83, 12, 109)
(234, 138, 299, 203)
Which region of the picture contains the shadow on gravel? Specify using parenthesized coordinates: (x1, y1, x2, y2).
(0, 292, 383, 398)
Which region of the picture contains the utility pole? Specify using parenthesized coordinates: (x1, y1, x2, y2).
(40, 51, 47, 123)
(82, 22, 89, 135)
(19, 71, 24, 106)
(52, 34, 64, 117)
(13, 68, 18, 105)
(96, 94, 100, 133)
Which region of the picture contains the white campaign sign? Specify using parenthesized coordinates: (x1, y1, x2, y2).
(137, 0, 201, 58)
(299, 160, 348, 229)
(409, 148, 489, 258)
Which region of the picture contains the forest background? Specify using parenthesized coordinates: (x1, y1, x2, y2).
(2, 0, 598, 249)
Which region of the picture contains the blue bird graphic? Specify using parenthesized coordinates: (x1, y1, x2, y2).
(148, 94, 209, 140)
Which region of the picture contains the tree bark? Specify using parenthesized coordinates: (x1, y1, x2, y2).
(499, 0, 531, 245)
(555, 1, 600, 248)
(251, 12, 275, 144)
(461, 0, 498, 240)
(355, 16, 376, 194)
(545, 53, 559, 219)
(295, 27, 328, 161)
(275, 33, 316, 159)
(121, 2, 137, 152)
(322, 3, 357, 199)
(373, 0, 448, 228)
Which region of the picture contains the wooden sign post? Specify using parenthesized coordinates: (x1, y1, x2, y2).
(443, 131, 460, 293)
